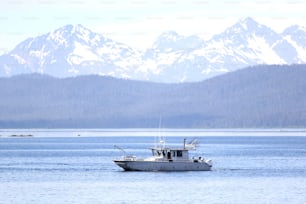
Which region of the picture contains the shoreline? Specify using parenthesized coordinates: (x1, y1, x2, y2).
(1, 128, 306, 137)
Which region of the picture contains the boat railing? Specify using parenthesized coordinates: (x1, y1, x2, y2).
(114, 145, 137, 161)
(192, 156, 208, 163)
(123, 155, 137, 161)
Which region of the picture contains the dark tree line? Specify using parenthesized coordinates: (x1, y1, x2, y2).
(1, 64, 306, 128)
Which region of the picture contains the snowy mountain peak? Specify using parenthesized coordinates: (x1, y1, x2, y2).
(224, 17, 268, 35)
(152, 31, 181, 51)
(238, 17, 260, 30)
(152, 31, 204, 52)
(159, 31, 180, 40)
(282, 25, 306, 48)
(1, 24, 142, 78)
(71, 24, 90, 33)
(212, 17, 279, 47)
(46, 24, 104, 46)
(283, 25, 306, 35)
(51, 24, 93, 35)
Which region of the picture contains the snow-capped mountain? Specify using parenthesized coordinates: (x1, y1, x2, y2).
(202, 17, 287, 69)
(281, 25, 306, 62)
(152, 31, 205, 52)
(143, 17, 306, 82)
(0, 24, 142, 78)
(142, 31, 207, 82)
(1, 18, 306, 82)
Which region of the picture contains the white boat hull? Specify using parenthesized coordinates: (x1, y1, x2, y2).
(113, 160, 212, 171)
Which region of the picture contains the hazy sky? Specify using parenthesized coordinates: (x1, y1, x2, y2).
(1, 0, 306, 54)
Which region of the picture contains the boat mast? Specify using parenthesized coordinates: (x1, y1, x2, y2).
(157, 116, 165, 149)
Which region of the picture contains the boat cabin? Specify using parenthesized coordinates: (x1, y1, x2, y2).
(151, 147, 189, 161)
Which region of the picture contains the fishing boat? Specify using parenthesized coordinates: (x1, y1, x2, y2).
(113, 138, 212, 171)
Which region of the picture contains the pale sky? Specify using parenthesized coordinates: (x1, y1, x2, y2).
(1, 0, 306, 54)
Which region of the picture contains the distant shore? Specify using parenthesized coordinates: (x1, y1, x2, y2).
(1, 128, 306, 138)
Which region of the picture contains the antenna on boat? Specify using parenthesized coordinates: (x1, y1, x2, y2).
(155, 116, 165, 149)
(158, 116, 166, 148)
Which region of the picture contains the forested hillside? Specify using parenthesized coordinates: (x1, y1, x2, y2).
(0, 64, 306, 128)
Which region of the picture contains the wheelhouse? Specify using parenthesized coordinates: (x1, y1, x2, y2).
(151, 148, 189, 161)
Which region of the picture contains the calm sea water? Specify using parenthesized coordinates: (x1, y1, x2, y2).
(1, 130, 306, 204)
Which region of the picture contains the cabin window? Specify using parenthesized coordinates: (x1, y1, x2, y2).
(172, 151, 176, 157)
(167, 152, 171, 160)
(177, 151, 183, 157)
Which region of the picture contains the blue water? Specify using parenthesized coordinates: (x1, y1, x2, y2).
(1, 132, 306, 203)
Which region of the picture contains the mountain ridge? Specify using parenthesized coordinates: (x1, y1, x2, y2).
(1, 18, 306, 82)
(1, 64, 306, 128)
